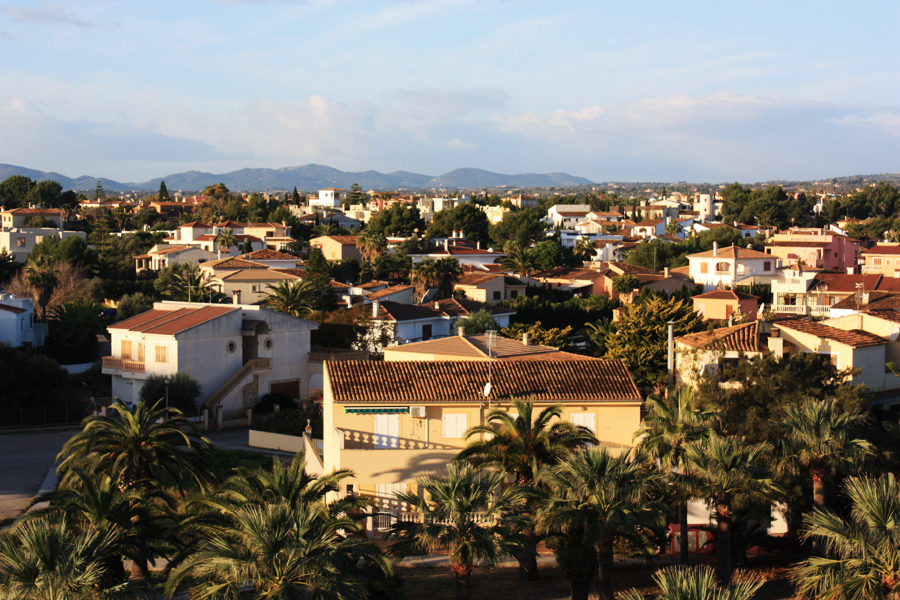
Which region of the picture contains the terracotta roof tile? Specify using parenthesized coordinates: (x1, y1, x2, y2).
(688, 245, 771, 260)
(386, 334, 566, 360)
(863, 244, 900, 255)
(675, 321, 766, 353)
(326, 359, 641, 403)
(456, 272, 502, 286)
(313, 235, 358, 245)
(219, 269, 300, 282)
(240, 249, 297, 260)
(776, 318, 886, 348)
(109, 305, 238, 336)
(367, 285, 413, 300)
(692, 290, 758, 300)
(811, 273, 881, 293)
(205, 257, 270, 270)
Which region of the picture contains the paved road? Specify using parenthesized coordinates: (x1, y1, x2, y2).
(0, 426, 255, 521)
(0, 428, 76, 520)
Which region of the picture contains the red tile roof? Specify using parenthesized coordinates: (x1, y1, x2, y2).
(326, 359, 641, 403)
(109, 305, 238, 336)
(675, 321, 765, 353)
(863, 244, 900, 255)
(775, 318, 886, 348)
(811, 273, 881, 293)
(367, 285, 413, 300)
(688, 245, 771, 260)
(692, 290, 758, 301)
(240, 249, 297, 260)
(205, 257, 270, 270)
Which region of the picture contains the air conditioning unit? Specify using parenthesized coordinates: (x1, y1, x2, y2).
(410, 406, 427, 418)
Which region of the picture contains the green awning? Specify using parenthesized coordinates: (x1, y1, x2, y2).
(345, 406, 409, 415)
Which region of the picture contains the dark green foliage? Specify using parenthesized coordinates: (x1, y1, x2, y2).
(734, 283, 772, 305)
(0, 175, 34, 208)
(0, 344, 77, 425)
(366, 202, 425, 237)
(502, 294, 616, 330)
(138, 373, 202, 416)
(625, 228, 745, 270)
(157, 179, 170, 201)
(452, 309, 500, 334)
(253, 392, 298, 414)
(427, 202, 491, 245)
(26, 179, 63, 208)
(343, 182, 367, 209)
(720, 183, 815, 228)
(842, 182, 900, 220)
(45, 300, 104, 363)
(115, 292, 154, 320)
(0, 249, 20, 284)
(531, 239, 577, 271)
(613, 274, 641, 294)
(490, 207, 547, 249)
(29, 236, 97, 273)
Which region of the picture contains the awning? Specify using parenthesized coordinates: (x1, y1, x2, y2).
(345, 406, 409, 415)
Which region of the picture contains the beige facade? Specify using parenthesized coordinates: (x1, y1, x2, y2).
(309, 235, 362, 262)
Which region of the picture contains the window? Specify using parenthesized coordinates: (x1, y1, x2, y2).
(422, 324, 432, 340)
(251, 284, 259, 292)
(510, 290, 518, 298)
(493, 291, 502, 300)
(154, 345, 167, 363)
(16, 237, 26, 248)
(763, 261, 772, 272)
(442, 412, 468, 438)
(737, 263, 745, 275)
(715, 262, 730, 273)
(875, 258, 882, 266)
(121, 340, 132, 359)
(571, 412, 596, 434)
(700, 263, 708, 274)
(373, 414, 400, 448)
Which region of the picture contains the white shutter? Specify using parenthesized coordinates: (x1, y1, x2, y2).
(373, 414, 400, 448)
(571, 412, 596, 433)
(442, 413, 468, 438)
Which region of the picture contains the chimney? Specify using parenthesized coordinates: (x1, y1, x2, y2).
(713, 241, 718, 257)
(458, 326, 465, 337)
(522, 333, 529, 346)
(372, 300, 380, 318)
(434, 301, 440, 310)
(459, 229, 465, 239)
(664, 266, 670, 278)
(232, 290, 241, 305)
(345, 296, 353, 309)
(477, 240, 481, 250)
(444, 239, 449, 251)
(857, 313, 864, 330)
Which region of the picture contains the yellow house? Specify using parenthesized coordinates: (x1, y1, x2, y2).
(691, 289, 758, 321)
(674, 321, 768, 386)
(309, 235, 362, 262)
(322, 359, 642, 509)
(861, 244, 900, 277)
(454, 272, 526, 305)
(383, 332, 585, 362)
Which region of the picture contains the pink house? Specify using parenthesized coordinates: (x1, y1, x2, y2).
(764, 228, 859, 272)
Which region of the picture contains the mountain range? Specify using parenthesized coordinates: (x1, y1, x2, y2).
(0, 163, 595, 193)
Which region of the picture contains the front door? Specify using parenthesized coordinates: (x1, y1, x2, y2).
(373, 413, 399, 449)
(242, 335, 258, 363)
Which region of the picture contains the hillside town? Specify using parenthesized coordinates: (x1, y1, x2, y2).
(2, 174, 900, 598)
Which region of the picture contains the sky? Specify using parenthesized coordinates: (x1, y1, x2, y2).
(1, 0, 899, 184)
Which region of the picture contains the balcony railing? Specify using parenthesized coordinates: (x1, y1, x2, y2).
(101, 356, 145, 373)
(771, 304, 831, 316)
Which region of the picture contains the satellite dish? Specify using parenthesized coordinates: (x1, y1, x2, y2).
(483, 382, 492, 397)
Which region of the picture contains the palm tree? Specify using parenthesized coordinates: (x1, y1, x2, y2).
(573, 237, 596, 261)
(165, 263, 222, 303)
(263, 279, 316, 318)
(389, 462, 523, 600)
(214, 227, 237, 256)
(459, 398, 597, 579)
(780, 397, 871, 509)
(619, 565, 763, 600)
(411, 258, 439, 301)
(684, 435, 777, 584)
(57, 399, 212, 578)
(29, 467, 159, 586)
(636, 388, 718, 564)
(356, 229, 387, 263)
(791, 474, 900, 599)
(0, 512, 117, 600)
(25, 256, 57, 320)
(500, 244, 536, 277)
(166, 501, 390, 600)
(535, 448, 663, 600)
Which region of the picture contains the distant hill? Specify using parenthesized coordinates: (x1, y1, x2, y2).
(0, 163, 594, 192)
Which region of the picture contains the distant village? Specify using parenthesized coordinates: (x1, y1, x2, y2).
(2, 175, 900, 598)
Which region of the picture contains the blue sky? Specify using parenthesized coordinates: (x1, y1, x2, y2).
(1, 0, 898, 183)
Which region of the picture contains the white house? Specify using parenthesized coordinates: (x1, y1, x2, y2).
(309, 188, 346, 209)
(687, 243, 779, 291)
(102, 301, 318, 417)
(546, 204, 591, 229)
(0, 293, 45, 347)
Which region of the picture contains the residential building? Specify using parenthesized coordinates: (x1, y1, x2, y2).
(674, 321, 768, 386)
(212, 268, 303, 304)
(545, 204, 591, 228)
(383, 331, 585, 362)
(134, 244, 220, 272)
(453, 272, 526, 304)
(764, 228, 859, 271)
(309, 188, 346, 209)
(102, 301, 317, 416)
(0, 293, 45, 347)
(322, 358, 642, 508)
(0, 207, 64, 229)
(309, 235, 362, 262)
(862, 244, 900, 277)
(691, 290, 759, 321)
(687, 243, 778, 291)
(0, 227, 86, 263)
(770, 271, 882, 317)
(407, 243, 504, 267)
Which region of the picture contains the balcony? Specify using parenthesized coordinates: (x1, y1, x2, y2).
(771, 304, 831, 317)
(101, 356, 145, 374)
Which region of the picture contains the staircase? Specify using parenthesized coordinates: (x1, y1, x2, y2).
(204, 358, 271, 409)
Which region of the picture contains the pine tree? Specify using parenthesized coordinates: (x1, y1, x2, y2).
(94, 180, 105, 201)
(158, 179, 170, 201)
